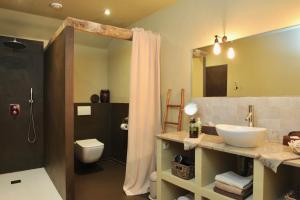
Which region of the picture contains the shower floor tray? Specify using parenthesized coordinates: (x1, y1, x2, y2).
(0, 168, 62, 200)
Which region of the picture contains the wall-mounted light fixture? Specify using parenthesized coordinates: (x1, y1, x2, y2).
(213, 35, 221, 55)
(104, 8, 111, 16)
(49, 2, 63, 9)
(227, 46, 235, 59)
(213, 35, 235, 59)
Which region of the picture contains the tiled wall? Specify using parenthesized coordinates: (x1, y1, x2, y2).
(193, 97, 300, 143)
(0, 36, 44, 173)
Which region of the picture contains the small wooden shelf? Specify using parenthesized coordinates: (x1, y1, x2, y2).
(161, 169, 197, 193)
(201, 183, 234, 200)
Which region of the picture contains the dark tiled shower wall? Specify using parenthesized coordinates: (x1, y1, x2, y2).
(74, 103, 129, 162)
(0, 36, 44, 173)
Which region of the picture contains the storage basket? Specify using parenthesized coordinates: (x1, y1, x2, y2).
(171, 161, 195, 180)
(285, 189, 300, 200)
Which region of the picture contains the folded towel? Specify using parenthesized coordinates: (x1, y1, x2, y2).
(258, 152, 300, 173)
(177, 193, 194, 200)
(215, 181, 252, 195)
(214, 186, 252, 200)
(183, 134, 204, 150)
(215, 171, 253, 189)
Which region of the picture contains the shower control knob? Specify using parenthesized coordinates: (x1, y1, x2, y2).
(10, 104, 20, 117)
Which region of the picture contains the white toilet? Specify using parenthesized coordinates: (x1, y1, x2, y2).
(75, 139, 104, 163)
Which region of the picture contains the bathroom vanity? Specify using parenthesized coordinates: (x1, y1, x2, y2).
(156, 132, 300, 200)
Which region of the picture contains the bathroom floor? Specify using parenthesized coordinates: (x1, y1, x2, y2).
(0, 168, 62, 200)
(75, 160, 149, 200)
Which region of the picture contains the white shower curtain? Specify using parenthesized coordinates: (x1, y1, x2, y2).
(123, 28, 161, 196)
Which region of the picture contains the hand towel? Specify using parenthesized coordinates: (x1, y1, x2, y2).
(183, 134, 204, 150)
(215, 171, 253, 189)
(258, 152, 300, 173)
(214, 186, 252, 200)
(215, 181, 252, 195)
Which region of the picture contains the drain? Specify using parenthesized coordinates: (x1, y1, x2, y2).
(11, 179, 21, 184)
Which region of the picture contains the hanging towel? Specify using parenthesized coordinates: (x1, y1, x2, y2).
(215, 171, 253, 189)
(215, 181, 252, 195)
(183, 134, 204, 150)
(258, 152, 300, 173)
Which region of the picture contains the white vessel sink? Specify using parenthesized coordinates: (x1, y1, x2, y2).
(216, 124, 267, 148)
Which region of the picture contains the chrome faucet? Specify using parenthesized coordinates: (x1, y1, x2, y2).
(245, 105, 254, 127)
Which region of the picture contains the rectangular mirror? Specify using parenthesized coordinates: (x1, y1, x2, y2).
(192, 25, 300, 97)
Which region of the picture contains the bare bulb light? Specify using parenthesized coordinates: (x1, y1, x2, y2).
(213, 35, 221, 55)
(213, 42, 221, 55)
(49, 2, 63, 9)
(104, 8, 111, 16)
(227, 47, 235, 59)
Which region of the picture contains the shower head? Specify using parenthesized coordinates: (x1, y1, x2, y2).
(3, 38, 26, 50)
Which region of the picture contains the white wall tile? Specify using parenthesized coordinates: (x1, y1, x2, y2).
(193, 97, 300, 143)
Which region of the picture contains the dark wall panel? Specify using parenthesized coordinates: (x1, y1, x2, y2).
(73, 103, 129, 163)
(0, 36, 44, 173)
(74, 103, 111, 159)
(44, 27, 74, 200)
(111, 103, 129, 163)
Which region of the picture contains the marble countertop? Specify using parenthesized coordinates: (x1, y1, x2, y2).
(157, 131, 300, 168)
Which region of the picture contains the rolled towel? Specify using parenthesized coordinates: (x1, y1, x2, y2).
(215, 171, 253, 189)
(215, 181, 252, 195)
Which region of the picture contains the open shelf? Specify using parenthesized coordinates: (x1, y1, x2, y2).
(161, 169, 197, 193)
(161, 180, 195, 200)
(157, 133, 300, 200)
(259, 163, 300, 199)
(199, 148, 254, 200)
(201, 183, 235, 200)
(199, 148, 253, 186)
(160, 140, 195, 172)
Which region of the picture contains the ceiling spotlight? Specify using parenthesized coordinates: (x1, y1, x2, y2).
(49, 2, 63, 9)
(104, 8, 111, 16)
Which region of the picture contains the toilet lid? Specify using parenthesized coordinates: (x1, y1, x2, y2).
(76, 139, 104, 148)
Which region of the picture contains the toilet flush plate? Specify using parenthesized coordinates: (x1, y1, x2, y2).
(77, 106, 91, 116)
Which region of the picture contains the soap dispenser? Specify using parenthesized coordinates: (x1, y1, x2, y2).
(189, 118, 198, 138)
(184, 102, 199, 138)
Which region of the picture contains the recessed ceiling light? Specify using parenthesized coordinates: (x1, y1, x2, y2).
(49, 2, 63, 10)
(104, 8, 111, 16)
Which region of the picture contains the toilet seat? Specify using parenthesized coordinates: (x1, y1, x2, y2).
(75, 139, 104, 163)
(76, 139, 104, 148)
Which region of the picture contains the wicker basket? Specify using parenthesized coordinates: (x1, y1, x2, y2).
(285, 189, 300, 200)
(171, 161, 195, 180)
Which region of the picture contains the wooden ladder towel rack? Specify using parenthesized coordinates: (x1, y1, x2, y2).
(162, 89, 185, 133)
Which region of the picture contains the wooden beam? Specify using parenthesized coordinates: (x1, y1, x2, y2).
(46, 17, 133, 49)
(65, 17, 133, 40)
